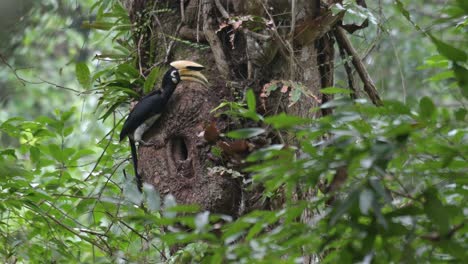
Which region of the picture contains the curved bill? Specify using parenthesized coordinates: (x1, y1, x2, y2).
(170, 60, 209, 87)
(179, 69, 209, 87)
(170, 60, 205, 71)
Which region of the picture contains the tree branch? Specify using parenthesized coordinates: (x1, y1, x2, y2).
(214, 0, 229, 19)
(0, 53, 26, 86)
(421, 222, 465, 242)
(203, 0, 230, 78)
(338, 43, 358, 99)
(334, 26, 382, 106)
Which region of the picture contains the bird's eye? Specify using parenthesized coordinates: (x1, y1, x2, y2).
(170, 70, 178, 83)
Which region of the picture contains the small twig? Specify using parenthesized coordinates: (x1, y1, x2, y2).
(137, 34, 145, 78)
(27, 203, 111, 254)
(388, 188, 419, 201)
(151, 12, 168, 48)
(196, 0, 202, 42)
(338, 44, 358, 99)
(334, 26, 382, 106)
(180, 0, 185, 22)
(0, 53, 25, 86)
(389, 37, 407, 103)
(289, 0, 296, 79)
(260, 2, 302, 71)
(290, 0, 296, 36)
(243, 29, 271, 41)
(115, 217, 168, 260)
(39, 78, 83, 94)
(84, 115, 122, 182)
(51, 193, 99, 199)
(214, 0, 230, 19)
(203, 0, 230, 77)
(79, 229, 108, 237)
(0, 54, 86, 95)
(421, 222, 465, 242)
(163, 22, 184, 64)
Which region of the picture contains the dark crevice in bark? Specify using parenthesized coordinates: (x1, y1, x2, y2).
(171, 136, 189, 162)
(338, 39, 359, 99)
(316, 33, 335, 116)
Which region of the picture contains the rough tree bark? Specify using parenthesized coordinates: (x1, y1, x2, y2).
(122, 0, 377, 250)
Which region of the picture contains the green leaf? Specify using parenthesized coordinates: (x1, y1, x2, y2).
(0, 162, 30, 178)
(75, 62, 91, 89)
(456, 0, 468, 12)
(63, 126, 74, 137)
(369, 178, 392, 204)
(246, 89, 256, 112)
(48, 144, 63, 162)
(241, 110, 263, 122)
(117, 63, 140, 78)
(424, 188, 450, 234)
(330, 189, 359, 225)
(372, 199, 388, 229)
(81, 21, 114, 30)
(394, 0, 421, 31)
(123, 177, 143, 205)
(320, 87, 353, 95)
(429, 34, 467, 62)
(419, 96, 436, 119)
(359, 189, 373, 215)
(385, 205, 424, 217)
(30, 147, 40, 164)
(61, 108, 75, 122)
(321, 98, 352, 109)
(195, 211, 210, 232)
(143, 184, 161, 212)
(0, 149, 17, 159)
(418, 55, 450, 70)
(94, 53, 128, 60)
(71, 149, 96, 161)
(144, 67, 161, 93)
(454, 108, 467, 121)
(108, 86, 140, 98)
(427, 70, 454, 82)
(394, 0, 411, 21)
(99, 102, 122, 121)
(289, 86, 302, 105)
(226, 128, 265, 139)
(440, 240, 468, 260)
(246, 144, 284, 162)
(453, 64, 468, 98)
(264, 113, 311, 129)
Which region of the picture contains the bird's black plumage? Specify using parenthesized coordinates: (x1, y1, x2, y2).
(119, 68, 180, 191)
(119, 68, 180, 142)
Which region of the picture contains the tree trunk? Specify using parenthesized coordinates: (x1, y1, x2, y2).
(123, 0, 345, 217)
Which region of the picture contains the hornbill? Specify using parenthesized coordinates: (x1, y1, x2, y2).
(119, 61, 208, 191)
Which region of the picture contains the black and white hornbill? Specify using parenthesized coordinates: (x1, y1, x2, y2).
(119, 60, 208, 190)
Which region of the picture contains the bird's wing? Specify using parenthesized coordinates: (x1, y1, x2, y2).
(119, 91, 166, 141)
(141, 88, 161, 99)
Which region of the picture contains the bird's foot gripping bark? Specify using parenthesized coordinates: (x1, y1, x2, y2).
(137, 139, 166, 149)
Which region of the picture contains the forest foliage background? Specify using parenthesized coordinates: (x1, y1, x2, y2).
(0, 0, 466, 263)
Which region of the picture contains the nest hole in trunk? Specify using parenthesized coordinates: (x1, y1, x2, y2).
(170, 136, 195, 179)
(171, 136, 189, 161)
